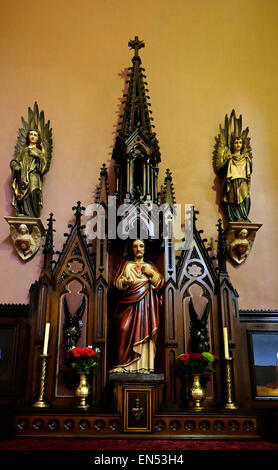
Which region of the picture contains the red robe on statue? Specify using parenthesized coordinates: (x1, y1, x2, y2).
(111, 260, 164, 372)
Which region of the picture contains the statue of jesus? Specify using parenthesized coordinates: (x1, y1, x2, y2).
(110, 239, 164, 373)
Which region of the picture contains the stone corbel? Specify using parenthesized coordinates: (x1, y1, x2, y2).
(4, 216, 45, 261)
(225, 221, 262, 265)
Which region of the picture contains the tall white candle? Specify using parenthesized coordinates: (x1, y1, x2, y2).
(43, 323, 50, 355)
(223, 327, 229, 359)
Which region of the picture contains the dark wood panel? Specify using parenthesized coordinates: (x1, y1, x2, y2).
(240, 310, 278, 323)
(13, 409, 262, 439)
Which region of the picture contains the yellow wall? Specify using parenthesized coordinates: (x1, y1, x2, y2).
(0, 0, 277, 308)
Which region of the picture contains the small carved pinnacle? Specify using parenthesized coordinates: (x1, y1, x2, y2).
(43, 212, 55, 270)
(193, 207, 199, 226)
(165, 169, 172, 180)
(216, 218, 223, 233)
(72, 201, 85, 225)
(128, 36, 145, 57)
(47, 212, 55, 223)
(216, 218, 227, 271)
(100, 163, 108, 177)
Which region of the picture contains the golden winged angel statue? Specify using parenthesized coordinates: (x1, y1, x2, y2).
(215, 110, 252, 222)
(10, 102, 53, 218)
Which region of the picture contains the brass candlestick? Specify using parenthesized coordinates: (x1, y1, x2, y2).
(224, 357, 239, 410)
(32, 354, 51, 408)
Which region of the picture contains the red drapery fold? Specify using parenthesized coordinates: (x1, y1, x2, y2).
(113, 262, 162, 368)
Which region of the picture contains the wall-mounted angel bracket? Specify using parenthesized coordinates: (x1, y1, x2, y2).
(4, 216, 45, 261)
(225, 221, 262, 265)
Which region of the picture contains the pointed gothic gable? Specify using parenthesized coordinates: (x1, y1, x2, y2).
(53, 202, 95, 290)
(177, 209, 218, 295)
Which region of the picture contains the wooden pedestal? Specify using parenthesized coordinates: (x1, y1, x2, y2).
(109, 373, 165, 433)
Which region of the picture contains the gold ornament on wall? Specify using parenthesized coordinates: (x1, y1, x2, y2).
(5, 102, 52, 261)
(10, 102, 53, 219)
(214, 109, 262, 265)
(215, 109, 252, 223)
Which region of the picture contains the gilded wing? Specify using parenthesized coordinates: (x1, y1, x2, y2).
(241, 128, 253, 163)
(35, 102, 53, 173)
(9, 224, 17, 242)
(32, 225, 41, 242)
(226, 229, 236, 245)
(247, 230, 257, 244)
(215, 113, 230, 172)
(14, 115, 29, 160)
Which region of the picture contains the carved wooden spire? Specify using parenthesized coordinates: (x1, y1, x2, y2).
(96, 163, 109, 206)
(117, 36, 157, 142)
(162, 169, 176, 207)
(43, 212, 55, 270)
(113, 37, 161, 204)
(216, 218, 227, 272)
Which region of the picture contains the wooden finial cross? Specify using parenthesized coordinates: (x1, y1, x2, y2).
(128, 36, 145, 57)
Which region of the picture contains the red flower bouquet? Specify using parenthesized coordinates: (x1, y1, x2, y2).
(67, 346, 100, 374)
(178, 352, 219, 374)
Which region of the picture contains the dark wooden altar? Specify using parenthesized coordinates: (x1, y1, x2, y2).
(9, 203, 263, 439)
(1, 37, 278, 442)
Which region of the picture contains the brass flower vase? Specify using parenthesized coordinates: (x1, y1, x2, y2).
(190, 374, 205, 410)
(75, 372, 90, 409)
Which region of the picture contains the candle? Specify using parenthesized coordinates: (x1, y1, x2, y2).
(43, 323, 50, 355)
(275, 353, 278, 384)
(223, 327, 229, 359)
